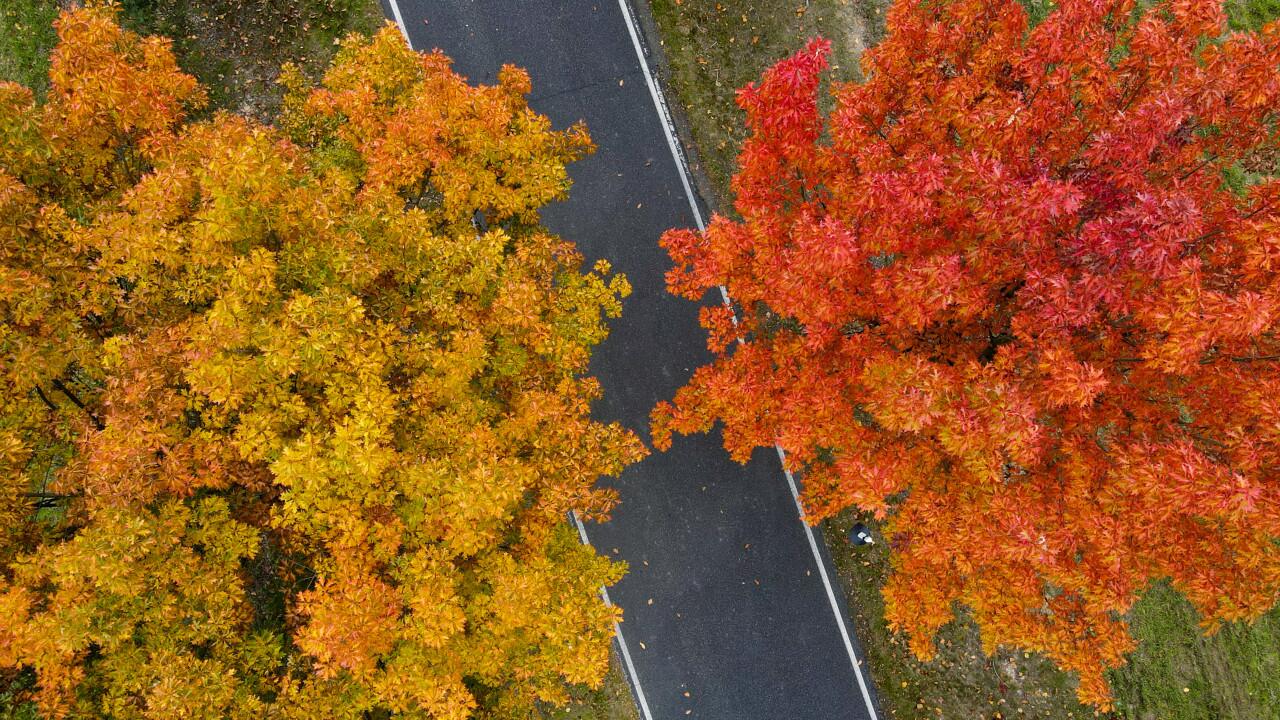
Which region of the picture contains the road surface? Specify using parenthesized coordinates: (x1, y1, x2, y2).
(379, 2, 882, 718)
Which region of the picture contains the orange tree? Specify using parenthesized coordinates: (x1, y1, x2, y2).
(653, 0, 1280, 706)
(0, 7, 642, 718)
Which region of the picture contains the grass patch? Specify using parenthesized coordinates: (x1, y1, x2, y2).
(826, 512, 1097, 720)
(647, 0, 887, 205)
(116, 0, 386, 118)
(0, 0, 58, 95)
(544, 651, 642, 720)
(648, 1, 1280, 717)
(1225, 0, 1280, 30)
(1110, 583, 1280, 720)
(0, 0, 385, 118)
(826, 511, 1280, 720)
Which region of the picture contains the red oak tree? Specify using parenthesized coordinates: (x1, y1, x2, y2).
(654, 0, 1280, 705)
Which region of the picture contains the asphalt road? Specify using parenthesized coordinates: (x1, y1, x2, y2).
(380, 2, 881, 718)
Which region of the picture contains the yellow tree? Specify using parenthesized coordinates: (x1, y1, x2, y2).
(0, 8, 643, 717)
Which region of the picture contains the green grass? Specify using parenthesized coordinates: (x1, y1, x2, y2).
(0, 0, 386, 117)
(544, 652, 643, 720)
(826, 511, 1280, 720)
(1225, 0, 1280, 29)
(648, 0, 887, 205)
(0, 0, 58, 95)
(1110, 583, 1280, 720)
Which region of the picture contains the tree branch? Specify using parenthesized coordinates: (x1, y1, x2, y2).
(51, 379, 105, 431)
(22, 491, 77, 510)
(34, 385, 58, 411)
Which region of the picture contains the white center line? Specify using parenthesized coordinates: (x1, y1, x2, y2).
(613, 1, 881, 718)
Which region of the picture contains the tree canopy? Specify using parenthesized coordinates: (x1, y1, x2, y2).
(0, 7, 643, 717)
(654, 0, 1280, 706)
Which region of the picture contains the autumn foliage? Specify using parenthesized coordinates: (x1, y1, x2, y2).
(654, 0, 1280, 705)
(0, 7, 643, 717)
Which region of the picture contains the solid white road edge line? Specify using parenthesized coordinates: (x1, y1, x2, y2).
(777, 449, 880, 719)
(614, 1, 881, 718)
(614, 0, 705, 232)
(573, 512, 657, 720)
(384, 0, 412, 48)
(378, 8, 655, 712)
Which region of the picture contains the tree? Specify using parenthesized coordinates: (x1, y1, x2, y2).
(0, 7, 643, 717)
(653, 0, 1280, 706)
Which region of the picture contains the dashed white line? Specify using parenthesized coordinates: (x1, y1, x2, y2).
(614, 1, 881, 718)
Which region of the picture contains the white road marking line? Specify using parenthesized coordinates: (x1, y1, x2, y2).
(380, 9, 656, 717)
(777, 449, 880, 719)
(574, 512, 656, 720)
(615, 0, 705, 232)
(384, 0, 413, 48)
(615, 1, 881, 718)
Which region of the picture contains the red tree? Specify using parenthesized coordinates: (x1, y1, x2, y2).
(653, 0, 1280, 705)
